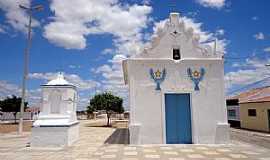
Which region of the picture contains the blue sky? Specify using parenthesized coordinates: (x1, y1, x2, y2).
(0, 0, 270, 110)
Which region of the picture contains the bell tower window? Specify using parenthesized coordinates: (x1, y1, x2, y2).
(173, 48, 181, 60)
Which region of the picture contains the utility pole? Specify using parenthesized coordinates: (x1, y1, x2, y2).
(214, 38, 217, 55)
(18, 2, 43, 135)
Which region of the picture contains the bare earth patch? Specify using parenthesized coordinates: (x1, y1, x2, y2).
(0, 121, 32, 133)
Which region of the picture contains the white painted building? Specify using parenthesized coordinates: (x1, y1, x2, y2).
(123, 12, 230, 144)
(31, 73, 79, 147)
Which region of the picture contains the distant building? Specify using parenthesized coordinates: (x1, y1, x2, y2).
(25, 106, 40, 120)
(228, 86, 270, 132)
(25, 106, 40, 113)
(226, 98, 240, 127)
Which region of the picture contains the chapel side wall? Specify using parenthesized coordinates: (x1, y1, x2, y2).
(133, 86, 163, 144)
(190, 60, 228, 143)
(128, 60, 164, 144)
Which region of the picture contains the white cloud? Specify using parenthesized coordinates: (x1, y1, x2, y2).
(69, 65, 81, 69)
(29, 72, 100, 91)
(98, 55, 126, 87)
(0, 80, 41, 106)
(187, 11, 199, 18)
(215, 29, 225, 36)
(142, 0, 151, 5)
(29, 72, 101, 109)
(94, 13, 228, 109)
(94, 54, 129, 108)
(48, 6, 229, 109)
(252, 16, 258, 21)
(264, 47, 270, 53)
(254, 32, 265, 40)
(0, 26, 5, 33)
(225, 58, 270, 94)
(101, 48, 114, 55)
(0, 81, 21, 99)
(42, 0, 152, 109)
(44, 0, 152, 50)
(94, 64, 112, 74)
(0, 76, 97, 110)
(180, 17, 227, 53)
(151, 16, 227, 54)
(196, 0, 226, 9)
(0, 0, 40, 33)
(109, 54, 127, 64)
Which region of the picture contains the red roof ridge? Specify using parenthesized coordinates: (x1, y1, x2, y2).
(229, 86, 270, 103)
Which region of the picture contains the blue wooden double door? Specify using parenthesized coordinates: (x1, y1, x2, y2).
(165, 93, 192, 144)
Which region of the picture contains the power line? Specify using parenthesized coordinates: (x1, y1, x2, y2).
(227, 76, 270, 96)
(224, 52, 268, 60)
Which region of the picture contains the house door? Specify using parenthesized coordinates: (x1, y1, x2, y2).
(165, 93, 192, 144)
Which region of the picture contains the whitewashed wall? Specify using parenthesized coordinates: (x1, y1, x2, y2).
(39, 86, 78, 123)
(0, 112, 33, 121)
(31, 77, 79, 147)
(123, 13, 229, 144)
(126, 59, 229, 144)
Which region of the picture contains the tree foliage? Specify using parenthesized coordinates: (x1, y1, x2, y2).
(87, 92, 124, 126)
(0, 95, 28, 123)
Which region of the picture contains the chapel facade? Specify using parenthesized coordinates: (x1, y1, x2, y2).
(123, 12, 230, 144)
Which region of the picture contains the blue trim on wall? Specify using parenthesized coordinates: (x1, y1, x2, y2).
(149, 68, 166, 90)
(187, 68, 205, 91)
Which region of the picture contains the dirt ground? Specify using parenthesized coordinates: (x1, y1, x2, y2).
(0, 121, 33, 133)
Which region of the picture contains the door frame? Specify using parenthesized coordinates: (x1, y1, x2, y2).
(161, 90, 194, 144)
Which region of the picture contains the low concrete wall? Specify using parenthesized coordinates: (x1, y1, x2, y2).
(111, 120, 128, 128)
(0, 112, 34, 121)
(31, 122, 79, 148)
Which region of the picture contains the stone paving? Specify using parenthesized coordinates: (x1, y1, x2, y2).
(0, 120, 270, 160)
(230, 128, 270, 149)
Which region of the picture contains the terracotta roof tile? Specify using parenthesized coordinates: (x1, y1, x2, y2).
(227, 86, 270, 103)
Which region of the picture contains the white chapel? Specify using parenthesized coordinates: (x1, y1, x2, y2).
(123, 12, 230, 144)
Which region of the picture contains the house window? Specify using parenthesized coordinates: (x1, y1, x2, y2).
(228, 109, 236, 117)
(248, 109, 256, 117)
(173, 48, 181, 60)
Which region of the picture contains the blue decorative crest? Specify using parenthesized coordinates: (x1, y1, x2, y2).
(187, 68, 205, 91)
(150, 68, 166, 90)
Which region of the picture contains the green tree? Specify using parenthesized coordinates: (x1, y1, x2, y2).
(86, 105, 95, 114)
(0, 95, 28, 123)
(88, 92, 124, 126)
(86, 105, 95, 119)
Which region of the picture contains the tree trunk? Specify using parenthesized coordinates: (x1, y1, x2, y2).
(14, 112, 17, 124)
(106, 112, 110, 126)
